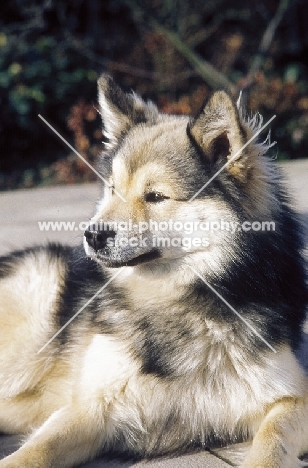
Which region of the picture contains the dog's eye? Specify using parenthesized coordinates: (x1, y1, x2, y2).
(144, 192, 170, 203)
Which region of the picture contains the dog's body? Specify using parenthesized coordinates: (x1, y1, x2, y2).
(0, 76, 308, 467)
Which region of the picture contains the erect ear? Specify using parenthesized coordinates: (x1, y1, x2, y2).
(188, 90, 248, 179)
(97, 74, 157, 148)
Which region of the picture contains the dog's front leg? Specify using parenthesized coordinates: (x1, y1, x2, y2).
(242, 397, 308, 468)
(0, 402, 110, 468)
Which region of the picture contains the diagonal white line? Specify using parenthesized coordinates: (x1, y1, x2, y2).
(188, 265, 277, 353)
(38, 114, 127, 203)
(189, 114, 276, 202)
(37, 267, 125, 354)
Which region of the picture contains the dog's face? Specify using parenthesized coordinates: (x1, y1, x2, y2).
(84, 75, 269, 270)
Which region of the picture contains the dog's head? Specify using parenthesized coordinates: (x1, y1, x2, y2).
(84, 75, 274, 271)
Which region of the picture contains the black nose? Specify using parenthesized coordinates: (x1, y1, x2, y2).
(84, 225, 116, 251)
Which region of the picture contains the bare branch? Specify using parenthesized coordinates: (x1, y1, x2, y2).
(65, 33, 197, 83)
(121, 0, 236, 93)
(154, 23, 236, 93)
(186, 9, 250, 48)
(244, 0, 290, 88)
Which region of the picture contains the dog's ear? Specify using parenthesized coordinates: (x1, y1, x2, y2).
(188, 91, 248, 178)
(98, 74, 154, 148)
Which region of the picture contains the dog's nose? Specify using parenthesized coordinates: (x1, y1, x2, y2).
(84, 225, 116, 251)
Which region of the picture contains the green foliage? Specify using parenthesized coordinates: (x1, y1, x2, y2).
(0, 2, 102, 188)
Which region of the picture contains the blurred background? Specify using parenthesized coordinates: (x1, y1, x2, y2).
(1, 0, 308, 191)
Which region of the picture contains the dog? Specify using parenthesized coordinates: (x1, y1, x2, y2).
(0, 74, 307, 468)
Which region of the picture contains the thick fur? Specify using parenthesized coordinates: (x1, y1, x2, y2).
(0, 75, 308, 467)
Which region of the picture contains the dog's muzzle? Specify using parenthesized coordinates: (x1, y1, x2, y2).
(84, 224, 160, 267)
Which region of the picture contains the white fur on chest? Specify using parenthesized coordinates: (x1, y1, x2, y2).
(79, 334, 139, 402)
(77, 328, 307, 441)
(114, 262, 194, 306)
(180, 345, 307, 435)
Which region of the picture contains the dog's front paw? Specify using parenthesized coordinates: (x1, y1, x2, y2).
(0, 452, 46, 468)
(241, 446, 301, 468)
(0, 455, 24, 468)
(0, 455, 19, 468)
(242, 459, 308, 468)
(0, 461, 43, 468)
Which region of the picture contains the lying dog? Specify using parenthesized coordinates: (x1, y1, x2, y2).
(0, 75, 307, 467)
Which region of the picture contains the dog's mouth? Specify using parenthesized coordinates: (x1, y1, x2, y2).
(95, 249, 161, 268)
(84, 228, 162, 267)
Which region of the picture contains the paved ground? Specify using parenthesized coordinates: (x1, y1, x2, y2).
(0, 159, 307, 467)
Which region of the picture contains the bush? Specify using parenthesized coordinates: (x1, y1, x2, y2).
(1, 0, 308, 190)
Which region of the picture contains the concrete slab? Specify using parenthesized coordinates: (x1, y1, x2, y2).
(0, 183, 101, 256)
(279, 159, 308, 213)
(0, 159, 307, 467)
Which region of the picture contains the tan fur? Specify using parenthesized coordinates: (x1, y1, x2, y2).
(242, 397, 308, 467)
(0, 252, 67, 399)
(1, 321, 308, 467)
(0, 78, 307, 468)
